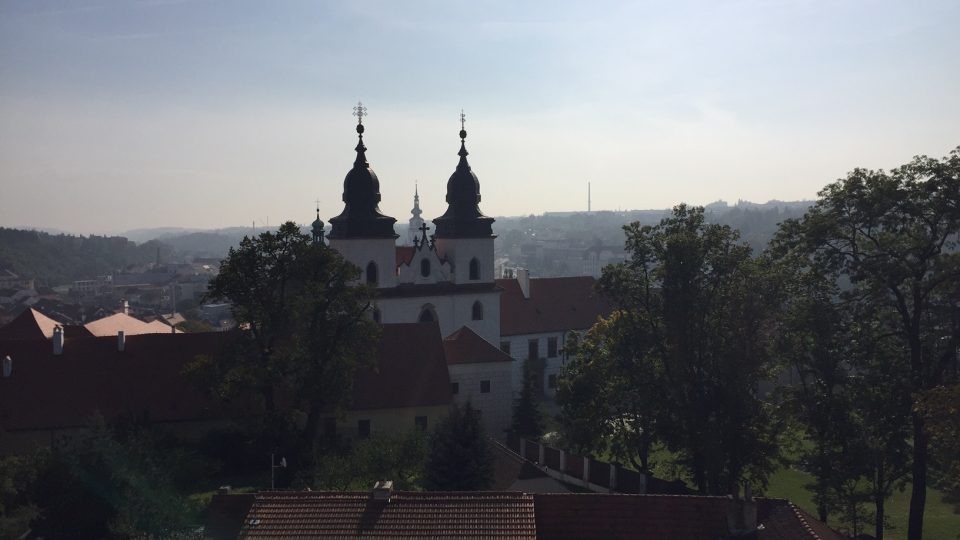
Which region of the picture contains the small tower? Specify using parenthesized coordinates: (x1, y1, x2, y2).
(311, 202, 325, 245)
(433, 110, 495, 284)
(326, 102, 399, 288)
(407, 183, 426, 245)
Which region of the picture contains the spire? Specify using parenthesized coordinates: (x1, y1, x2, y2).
(328, 102, 397, 240)
(311, 199, 325, 245)
(408, 181, 425, 245)
(433, 109, 494, 238)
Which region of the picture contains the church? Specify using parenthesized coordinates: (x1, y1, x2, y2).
(310, 104, 609, 436)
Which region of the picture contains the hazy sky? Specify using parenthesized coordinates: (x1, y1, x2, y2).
(1, 0, 958, 235)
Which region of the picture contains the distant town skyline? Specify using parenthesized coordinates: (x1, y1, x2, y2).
(1, 0, 958, 235)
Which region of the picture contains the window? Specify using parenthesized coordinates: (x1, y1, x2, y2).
(528, 339, 539, 360)
(472, 301, 483, 321)
(358, 419, 371, 439)
(372, 308, 381, 323)
(469, 258, 480, 280)
(500, 341, 511, 354)
(451, 382, 459, 395)
(548, 374, 558, 389)
(323, 417, 337, 438)
(419, 305, 436, 323)
(480, 380, 490, 393)
(366, 261, 378, 285)
(415, 416, 428, 431)
(420, 258, 431, 277)
(547, 337, 558, 358)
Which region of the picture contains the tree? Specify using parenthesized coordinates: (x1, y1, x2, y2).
(424, 403, 494, 491)
(306, 430, 427, 491)
(915, 383, 960, 512)
(511, 358, 546, 440)
(772, 147, 960, 540)
(199, 222, 380, 461)
(563, 204, 780, 494)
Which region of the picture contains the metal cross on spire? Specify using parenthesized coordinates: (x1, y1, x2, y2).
(352, 101, 367, 124)
(315, 198, 321, 213)
(460, 109, 466, 130)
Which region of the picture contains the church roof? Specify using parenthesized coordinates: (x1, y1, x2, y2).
(433, 118, 494, 238)
(328, 105, 398, 239)
(396, 246, 416, 267)
(444, 326, 514, 365)
(498, 277, 610, 336)
(376, 281, 500, 299)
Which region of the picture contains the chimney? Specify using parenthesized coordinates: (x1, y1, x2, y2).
(372, 480, 393, 502)
(727, 483, 758, 537)
(119, 299, 129, 315)
(3, 356, 11, 378)
(117, 330, 125, 352)
(53, 326, 64, 355)
(517, 268, 530, 299)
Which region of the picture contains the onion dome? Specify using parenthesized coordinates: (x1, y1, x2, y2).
(311, 206, 325, 244)
(328, 102, 398, 239)
(433, 112, 494, 238)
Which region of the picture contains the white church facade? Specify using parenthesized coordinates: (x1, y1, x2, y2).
(312, 106, 608, 438)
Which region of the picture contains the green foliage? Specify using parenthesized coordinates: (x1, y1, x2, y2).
(193, 222, 380, 462)
(424, 403, 494, 491)
(304, 431, 428, 492)
(0, 227, 172, 286)
(771, 146, 960, 540)
(511, 359, 546, 440)
(0, 454, 40, 539)
(916, 384, 960, 512)
(175, 319, 215, 333)
(560, 204, 781, 493)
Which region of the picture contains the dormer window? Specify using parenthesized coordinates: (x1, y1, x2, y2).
(420, 258, 431, 278)
(469, 258, 480, 280)
(366, 261, 378, 285)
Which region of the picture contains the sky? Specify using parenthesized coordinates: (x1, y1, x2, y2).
(1, 0, 958, 235)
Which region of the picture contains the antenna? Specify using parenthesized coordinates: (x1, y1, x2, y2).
(588, 182, 592, 213)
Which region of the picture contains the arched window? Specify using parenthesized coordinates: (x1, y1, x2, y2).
(469, 258, 480, 280)
(366, 261, 378, 285)
(418, 305, 436, 323)
(372, 308, 381, 323)
(420, 258, 431, 278)
(472, 301, 484, 321)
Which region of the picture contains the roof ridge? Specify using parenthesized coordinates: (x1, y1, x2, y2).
(788, 501, 827, 539)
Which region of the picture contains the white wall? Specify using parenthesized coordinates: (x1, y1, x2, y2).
(501, 330, 577, 398)
(397, 244, 453, 285)
(434, 237, 496, 284)
(328, 237, 398, 288)
(377, 290, 501, 344)
(447, 362, 513, 439)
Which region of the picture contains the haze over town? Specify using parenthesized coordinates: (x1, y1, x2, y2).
(2, 0, 959, 234)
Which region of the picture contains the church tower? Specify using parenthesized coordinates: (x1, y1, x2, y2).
(327, 103, 398, 288)
(433, 112, 496, 284)
(407, 183, 425, 245)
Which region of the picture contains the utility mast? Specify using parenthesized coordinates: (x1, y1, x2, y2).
(588, 182, 592, 212)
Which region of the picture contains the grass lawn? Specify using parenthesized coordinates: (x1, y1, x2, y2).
(765, 466, 960, 540)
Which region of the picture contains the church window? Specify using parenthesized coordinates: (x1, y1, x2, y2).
(547, 337, 558, 358)
(420, 258, 431, 278)
(472, 301, 483, 321)
(358, 419, 371, 439)
(480, 380, 491, 393)
(419, 304, 436, 323)
(366, 261, 378, 285)
(469, 258, 480, 280)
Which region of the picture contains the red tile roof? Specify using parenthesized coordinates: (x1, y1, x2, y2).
(0, 308, 61, 340)
(533, 494, 845, 540)
(497, 277, 610, 336)
(444, 326, 514, 365)
(396, 246, 416, 267)
(84, 312, 180, 337)
(352, 323, 452, 410)
(231, 491, 537, 539)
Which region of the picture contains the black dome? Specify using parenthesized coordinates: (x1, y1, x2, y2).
(328, 124, 397, 239)
(434, 130, 494, 238)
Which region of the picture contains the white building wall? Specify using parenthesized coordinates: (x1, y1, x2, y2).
(397, 245, 452, 285)
(328, 238, 398, 288)
(501, 330, 580, 399)
(447, 362, 513, 439)
(434, 237, 495, 284)
(376, 290, 501, 344)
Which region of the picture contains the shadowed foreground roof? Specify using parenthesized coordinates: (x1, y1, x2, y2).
(443, 325, 514, 365)
(206, 491, 845, 540)
(0, 308, 61, 340)
(497, 277, 610, 336)
(235, 491, 536, 539)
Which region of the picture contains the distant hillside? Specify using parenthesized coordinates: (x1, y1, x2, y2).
(0, 228, 173, 287)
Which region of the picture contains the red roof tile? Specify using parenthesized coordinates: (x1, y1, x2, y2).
(84, 312, 180, 337)
(497, 277, 610, 336)
(396, 246, 416, 267)
(444, 326, 514, 365)
(351, 322, 452, 410)
(0, 308, 61, 340)
(233, 491, 537, 539)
